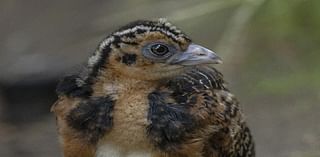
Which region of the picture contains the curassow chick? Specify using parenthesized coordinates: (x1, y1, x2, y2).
(52, 19, 255, 157)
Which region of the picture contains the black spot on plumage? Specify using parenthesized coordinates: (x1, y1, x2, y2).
(146, 70, 226, 152)
(66, 96, 114, 144)
(121, 53, 137, 65)
(147, 91, 198, 152)
(56, 75, 92, 98)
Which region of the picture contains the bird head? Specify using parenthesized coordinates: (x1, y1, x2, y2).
(87, 19, 222, 81)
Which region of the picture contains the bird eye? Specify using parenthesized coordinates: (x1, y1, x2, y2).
(142, 42, 175, 61)
(150, 44, 169, 56)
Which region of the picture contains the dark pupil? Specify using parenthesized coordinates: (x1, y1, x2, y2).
(151, 44, 168, 55)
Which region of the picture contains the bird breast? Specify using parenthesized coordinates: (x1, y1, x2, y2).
(96, 79, 156, 155)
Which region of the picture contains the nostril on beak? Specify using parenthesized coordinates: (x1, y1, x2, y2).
(168, 43, 221, 65)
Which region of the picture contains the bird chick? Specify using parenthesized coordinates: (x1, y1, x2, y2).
(51, 19, 255, 157)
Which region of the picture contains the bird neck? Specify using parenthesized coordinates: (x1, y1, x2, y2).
(91, 70, 160, 98)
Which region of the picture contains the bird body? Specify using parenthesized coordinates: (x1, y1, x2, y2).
(94, 79, 155, 157)
(52, 19, 255, 157)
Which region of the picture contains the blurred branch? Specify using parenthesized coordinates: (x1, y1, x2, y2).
(168, 0, 241, 22)
(215, 0, 266, 71)
(93, 0, 242, 33)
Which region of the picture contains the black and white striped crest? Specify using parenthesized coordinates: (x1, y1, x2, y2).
(77, 19, 191, 90)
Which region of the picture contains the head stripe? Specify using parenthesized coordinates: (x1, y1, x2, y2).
(77, 19, 191, 87)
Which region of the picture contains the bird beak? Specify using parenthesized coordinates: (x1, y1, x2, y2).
(167, 43, 222, 65)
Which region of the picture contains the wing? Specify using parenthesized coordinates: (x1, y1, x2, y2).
(146, 67, 255, 157)
(51, 75, 114, 157)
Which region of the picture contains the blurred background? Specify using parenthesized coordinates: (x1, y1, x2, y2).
(0, 0, 319, 157)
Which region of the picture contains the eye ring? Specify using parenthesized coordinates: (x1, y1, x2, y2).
(142, 42, 176, 61)
(150, 44, 169, 56)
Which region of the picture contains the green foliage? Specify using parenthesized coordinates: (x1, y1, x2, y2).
(242, 0, 320, 95)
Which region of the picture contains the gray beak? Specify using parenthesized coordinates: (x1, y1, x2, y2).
(167, 43, 222, 65)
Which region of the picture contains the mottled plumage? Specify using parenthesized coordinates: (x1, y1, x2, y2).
(51, 19, 255, 157)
